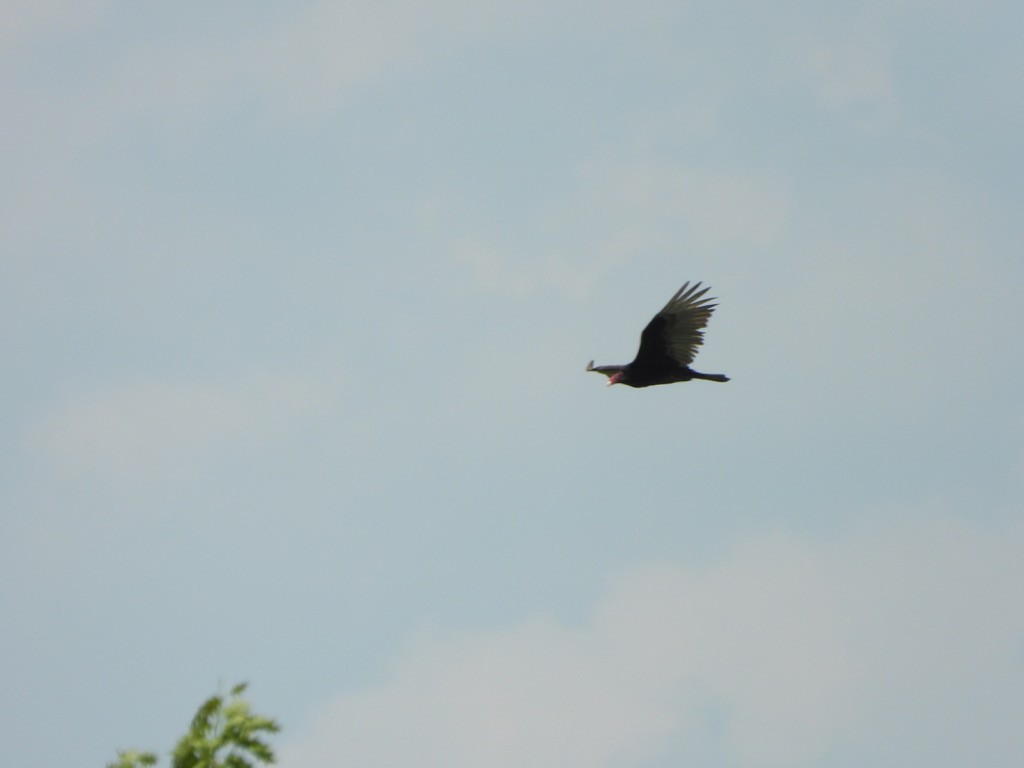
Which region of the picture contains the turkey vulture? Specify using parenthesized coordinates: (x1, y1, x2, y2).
(587, 282, 729, 387)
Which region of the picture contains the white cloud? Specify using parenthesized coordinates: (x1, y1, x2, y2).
(26, 368, 338, 489)
(280, 511, 1024, 768)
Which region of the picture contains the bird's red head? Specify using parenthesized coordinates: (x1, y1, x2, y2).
(587, 360, 626, 385)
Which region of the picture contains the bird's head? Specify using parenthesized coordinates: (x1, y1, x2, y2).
(586, 360, 626, 386)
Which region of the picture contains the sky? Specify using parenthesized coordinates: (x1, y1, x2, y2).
(2, 1, 1023, 766)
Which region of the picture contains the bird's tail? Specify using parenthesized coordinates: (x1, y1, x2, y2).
(692, 371, 730, 382)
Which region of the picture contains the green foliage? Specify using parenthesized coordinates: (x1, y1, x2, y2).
(106, 750, 158, 768)
(109, 683, 280, 768)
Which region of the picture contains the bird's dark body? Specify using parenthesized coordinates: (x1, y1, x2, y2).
(589, 362, 726, 388)
(587, 281, 729, 387)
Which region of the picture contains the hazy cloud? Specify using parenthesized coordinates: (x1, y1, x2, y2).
(66, 0, 559, 127)
(280, 511, 1024, 768)
(579, 158, 794, 255)
(27, 368, 338, 489)
(0, 0, 113, 50)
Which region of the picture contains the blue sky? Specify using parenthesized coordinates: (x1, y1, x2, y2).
(2, 2, 1023, 766)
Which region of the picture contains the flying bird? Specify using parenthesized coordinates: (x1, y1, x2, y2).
(587, 281, 729, 387)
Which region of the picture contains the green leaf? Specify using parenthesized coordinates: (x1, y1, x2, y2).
(106, 749, 159, 768)
(114, 682, 279, 768)
(189, 694, 224, 737)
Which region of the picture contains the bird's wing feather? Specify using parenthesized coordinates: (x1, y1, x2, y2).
(633, 281, 718, 367)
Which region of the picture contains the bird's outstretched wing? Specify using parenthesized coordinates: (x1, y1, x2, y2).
(633, 282, 718, 367)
